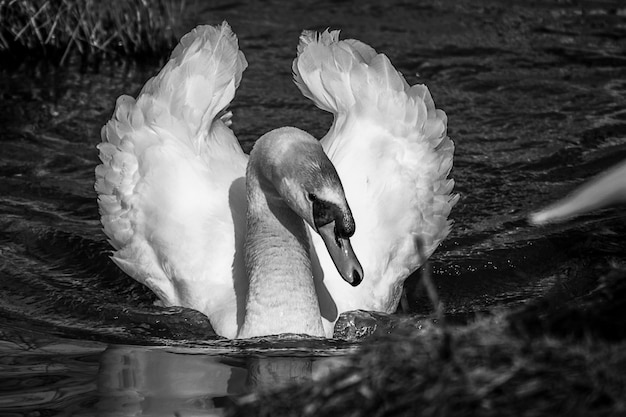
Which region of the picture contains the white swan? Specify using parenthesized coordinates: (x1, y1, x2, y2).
(95, 22, 457, 339)
(530, 159, 626, 225)
(239, 127, 361, 338)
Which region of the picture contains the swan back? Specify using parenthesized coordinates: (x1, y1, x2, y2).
(293, 30, 458, 326)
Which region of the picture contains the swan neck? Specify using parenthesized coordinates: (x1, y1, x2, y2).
(238, 168, 324, 338)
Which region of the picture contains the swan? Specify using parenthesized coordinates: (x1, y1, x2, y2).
(95, 22, 457, 339)
(530, 159, 626, 225)
(239, 127, 361, 338)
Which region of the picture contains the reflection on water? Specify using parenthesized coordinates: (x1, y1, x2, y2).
(0, 328, 101, 414)
(0, 326, 351, 416)
(1, 0, 625, 414)
(97, 346, 240, 416)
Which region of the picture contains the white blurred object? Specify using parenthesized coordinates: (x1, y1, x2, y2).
(530, 159, 626, 225)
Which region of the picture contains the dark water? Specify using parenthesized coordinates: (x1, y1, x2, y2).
(1, 0, 626, 415)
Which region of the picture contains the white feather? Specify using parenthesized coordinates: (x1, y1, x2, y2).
(96, 22, 248, 338)
(293, 29, 458, 333)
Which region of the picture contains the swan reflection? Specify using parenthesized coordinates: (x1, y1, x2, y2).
(95, 344, 346, 416)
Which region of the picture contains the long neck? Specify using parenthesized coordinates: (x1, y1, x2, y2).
(238, 173, 324, 338)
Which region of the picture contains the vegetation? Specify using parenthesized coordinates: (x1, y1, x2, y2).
(228, 266, 626, 417)
(0, 0, 189, 63)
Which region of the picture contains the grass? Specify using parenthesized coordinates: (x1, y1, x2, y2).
(0, 0, 189, 63)
(227, 265, 626, 417)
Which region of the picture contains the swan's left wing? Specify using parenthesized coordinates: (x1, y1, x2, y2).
(95, 23, 248, 338)
(293, 30, 458, 328)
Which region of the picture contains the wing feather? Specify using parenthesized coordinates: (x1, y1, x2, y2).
(294, 30, 458, 329)
(95, 22, 248, 338)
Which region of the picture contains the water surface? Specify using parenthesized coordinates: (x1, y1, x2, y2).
(1, 0, 625, 415)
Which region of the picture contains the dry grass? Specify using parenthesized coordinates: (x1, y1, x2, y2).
(0, 0, 189, 63)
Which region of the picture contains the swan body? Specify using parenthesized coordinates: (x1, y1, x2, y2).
(530, 160, 626, 225)
(95, 22, 457, 338)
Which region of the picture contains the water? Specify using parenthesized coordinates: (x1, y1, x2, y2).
(1, 0, 625, 415)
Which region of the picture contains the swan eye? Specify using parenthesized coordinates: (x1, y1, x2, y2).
(307, 192, 317, 202)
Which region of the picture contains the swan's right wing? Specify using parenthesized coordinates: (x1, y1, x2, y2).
(95, 23, 248, 338)
(293, 30, 458, 327)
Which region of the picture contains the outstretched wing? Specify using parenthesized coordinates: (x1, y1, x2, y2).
(293, 30, 458, 327)
(95, 23, 248, 338)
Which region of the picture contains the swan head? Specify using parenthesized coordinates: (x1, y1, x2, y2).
(250, 127, 364, 286)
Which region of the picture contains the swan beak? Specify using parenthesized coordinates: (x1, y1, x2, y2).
(318, 222, 363, 286)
